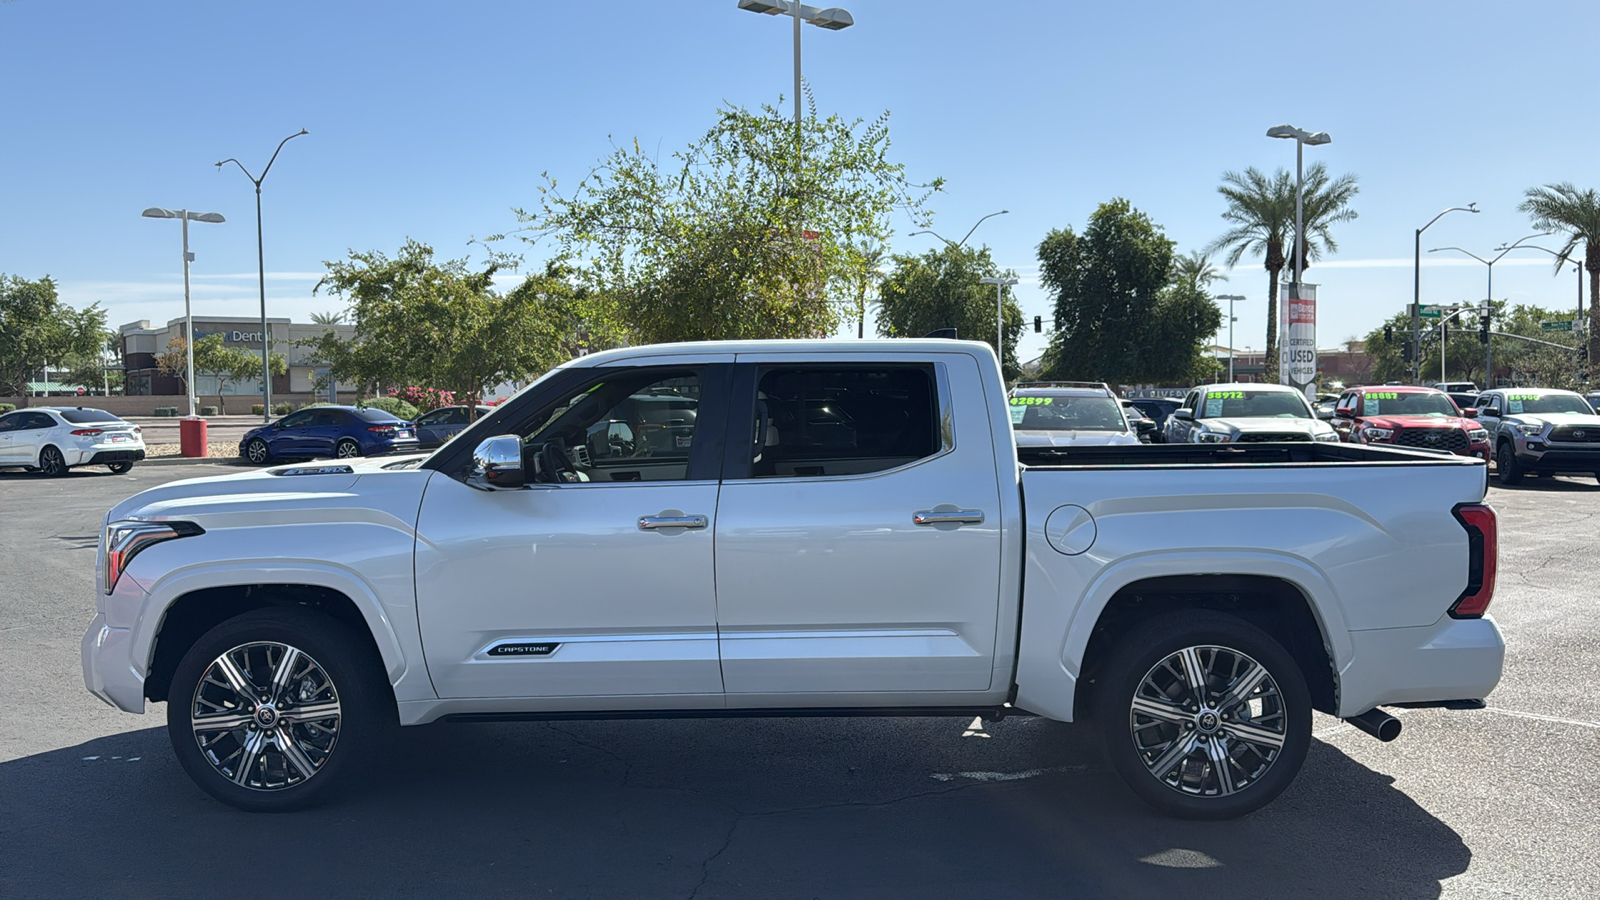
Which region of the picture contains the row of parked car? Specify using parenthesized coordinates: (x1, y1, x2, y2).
(1007, 380, 1600, 486)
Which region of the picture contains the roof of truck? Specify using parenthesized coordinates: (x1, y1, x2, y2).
(562, 338, 997, 368)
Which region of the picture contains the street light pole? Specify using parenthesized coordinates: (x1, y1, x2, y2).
(980, 276, 1019, 367)
(142, 208, 225, 418)
(1497, 242, 1585, 326)
(737, 1, 854, 132)
(1431, 232, 1550, 388)
(909, 209, 1009, 252)
(217, 128, 309, 423)
(1266, 125, 1331, 397)
(1412, 204, 1479, 384)
(1215, 294, 1247, 381)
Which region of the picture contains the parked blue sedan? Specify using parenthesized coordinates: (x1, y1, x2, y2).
(239, 406, 419, 464)
(412, 404, 493, 449)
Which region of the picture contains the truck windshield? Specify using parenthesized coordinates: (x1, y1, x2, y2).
(1197, 390, 1310, 419)
(1010, 396, 1126, 431)
(1508, 393, 1593, 415)
(1362, 392, 1458, 417)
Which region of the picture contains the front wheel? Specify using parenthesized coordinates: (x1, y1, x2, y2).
(245, 438, 271, 465)
(1095, 611, 1311, 819)
(107, 462, 133, 474)
(335, 439, 362, 459)
(166, 607, 391, 812)
(1496, 443, 1523, 485)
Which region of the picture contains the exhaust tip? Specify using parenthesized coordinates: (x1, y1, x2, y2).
(1345, 708, 1402, 742)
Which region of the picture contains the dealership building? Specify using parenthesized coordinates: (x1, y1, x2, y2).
(119, 315, 357, 396)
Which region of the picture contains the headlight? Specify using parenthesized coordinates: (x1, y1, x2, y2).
(1513, 423, 1543, 437)
(1313, 430, 1340, 442)
(1360, 426, 1394, 442)
(1468, 428, 1489, 442)
(1195, 431, 1231, 443)
(104, 519, 204, 595)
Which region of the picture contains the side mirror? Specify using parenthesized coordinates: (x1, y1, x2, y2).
(1316, 408, 1335, 421)
(1335, 407, 1354, 418)
(1482, 408, 1500, 418)
(1172, 408, 1193, 421)
(1462, 407, 1480, 419)
(466, 435, 525, 491)
(1136, 419, 1157, 433)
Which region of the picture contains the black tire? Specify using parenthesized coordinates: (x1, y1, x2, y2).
(107, 462, 133, 474)
(37, 445, 67, 477)
(245, 438, 271, 465)
(1095, 610, 1311, 820)
(1495, 442, 1522, 485)
(335, 438, 362, 459)
(166, 606, 392, 812)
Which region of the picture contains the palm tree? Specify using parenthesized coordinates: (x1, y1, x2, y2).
(1208, 164, 1359, 381)
(1519, 183, 1600, 369)
(309, 310, 345, 326)
(1207, 168, 1293, 379)
(1171, 250, 1227, 292)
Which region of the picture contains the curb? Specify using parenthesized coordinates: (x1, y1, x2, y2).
(140, 456, 253, 468)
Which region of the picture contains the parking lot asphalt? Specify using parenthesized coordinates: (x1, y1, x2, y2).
(2, 463, 1596, 899)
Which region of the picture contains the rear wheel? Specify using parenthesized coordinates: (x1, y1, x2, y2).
(38, 446, 67, 477)
(1095, 611, 1311, 819)
(166, 606, 391, 812)
(107, 461, 133, 474)
(335, 439, 362, 459)
(1495, 443, 1522, 485)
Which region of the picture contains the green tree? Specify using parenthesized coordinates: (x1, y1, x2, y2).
(513, 100, 940, 345)
(1171, 250, 1227, 292)
(1207, 165, 1358, 381)
(1519, 182, 1600, 372)
(1037, 200, 1218, 385)
(306, 241, 570, 406)
(157, 334, 288, 412)
(0, 275, 107, 396)
(309, 310, 345, 325)
(874, 244, 1024, 380)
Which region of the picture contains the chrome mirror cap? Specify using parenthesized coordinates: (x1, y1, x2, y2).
(466, 435, 525, 491)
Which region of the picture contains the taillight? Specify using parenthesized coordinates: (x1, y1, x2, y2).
(368, 425, 396, 433)
(1450, 503, 1497, 618)
(71, 428, 103, 436)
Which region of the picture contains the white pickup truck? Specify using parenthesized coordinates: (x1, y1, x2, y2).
(82, 340, 1504, 818)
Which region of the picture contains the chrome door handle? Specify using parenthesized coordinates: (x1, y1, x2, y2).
(638, 515, 708, 530)
(913, 509, 985, 526)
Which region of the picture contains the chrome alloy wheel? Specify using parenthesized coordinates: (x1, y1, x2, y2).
(1129, 644, 1287, 798)
(246, 438, 269, 464)
(190, 642, 342, 791)
(335, 440, 361, 459)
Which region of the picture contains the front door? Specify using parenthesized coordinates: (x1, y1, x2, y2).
(712, 354, 1005, 696)
(415, 362, 733, 701)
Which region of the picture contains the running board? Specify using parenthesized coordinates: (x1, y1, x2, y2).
(439, 705, 1034, 724)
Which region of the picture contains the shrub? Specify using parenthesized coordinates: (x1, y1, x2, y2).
(357, 396, 419, 420)
(296, 401, 333, 411)
(272, 403, 293, 416)
(389, 386, 455, 413)
(200, 405, 219, 416)
(251, 404, 264, 416)
(0, 403, 14, 415)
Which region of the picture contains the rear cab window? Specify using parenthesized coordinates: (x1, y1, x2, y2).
(746, 365, 940, 479)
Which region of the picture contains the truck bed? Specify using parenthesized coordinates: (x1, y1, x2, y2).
(1018, 441, 1488, 472)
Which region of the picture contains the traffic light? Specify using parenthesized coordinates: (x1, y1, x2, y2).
(1033, 315, 1043, 333)
(1384, 325, 1394, 342)
(1401, 337, 1415, 363)
(1479, 312, 1491, 345)
(1441, 323, 1449, 343)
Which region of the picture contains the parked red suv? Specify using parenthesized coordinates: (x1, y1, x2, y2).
(1331, 386, 1491, 460)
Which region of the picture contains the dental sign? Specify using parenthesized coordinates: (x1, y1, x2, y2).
(1280, 283, 1317, 402)
(190, 327, 266, 344)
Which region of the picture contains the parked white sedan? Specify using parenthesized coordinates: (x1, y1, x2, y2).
(0, 407, 146, 475)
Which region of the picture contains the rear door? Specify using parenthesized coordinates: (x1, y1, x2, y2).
(0, 411, 22, 463)
(302, 409, 346, 457)
(712, 353, 1005, 696)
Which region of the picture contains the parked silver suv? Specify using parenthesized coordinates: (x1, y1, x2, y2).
(1474, 387, 1600, 485)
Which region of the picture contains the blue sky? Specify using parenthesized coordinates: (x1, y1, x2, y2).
(3, 0, 1596, 364)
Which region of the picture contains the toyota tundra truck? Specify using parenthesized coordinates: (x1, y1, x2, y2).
(81, 340, 1503, 819)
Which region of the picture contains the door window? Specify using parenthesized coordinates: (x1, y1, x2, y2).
(416, 409, 450, 427)
(0, 413, 21, 433)
(521, 369, 703, 483)
(278, 410, 313, 428)
(17, 412, 55, 431)
(308, 409, 345, 428)
(745, 365, 939, 479)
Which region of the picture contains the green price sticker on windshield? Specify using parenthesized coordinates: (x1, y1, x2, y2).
(1211, 391, 1245, 400)
(1010, 397, 1053, 406)
(1508, 394, 1538, 401)
(1369, 392, 1399, 400)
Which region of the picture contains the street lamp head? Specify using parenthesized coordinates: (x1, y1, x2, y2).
(191, 212, 226, 224)
(141, 207, 178, 219)
(1215, 294, 1247, 301)
(980, 277, 1019, 286)
(809, 7, 853, 29)
(737, 0, 788, 13)
(1266, 124, 1331, 144)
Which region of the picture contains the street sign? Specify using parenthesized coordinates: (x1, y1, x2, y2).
(1417, 304, 1448, 319)
(1540, 320, 1574, 333)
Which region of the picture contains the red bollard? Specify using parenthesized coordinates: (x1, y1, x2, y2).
(179, 417, 209, 458)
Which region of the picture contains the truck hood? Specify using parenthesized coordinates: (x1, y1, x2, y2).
(1014, 429, 1140, 447)
(1362, 415, 1478, 431)
(1506, 412, 1600, 431)
(105, 456, 434, 527)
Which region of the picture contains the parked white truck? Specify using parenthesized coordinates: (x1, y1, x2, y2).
(82, 340, 1503, 818)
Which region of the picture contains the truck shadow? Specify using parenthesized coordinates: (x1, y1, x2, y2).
(1, 717, 1466, 899)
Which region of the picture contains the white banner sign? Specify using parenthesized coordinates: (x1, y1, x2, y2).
(1280, 283, 1317, 400)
